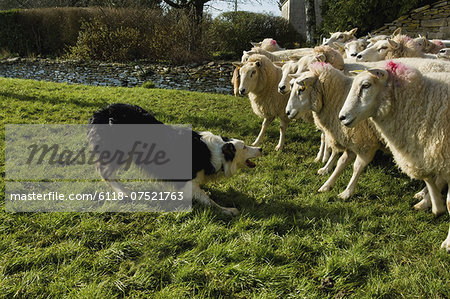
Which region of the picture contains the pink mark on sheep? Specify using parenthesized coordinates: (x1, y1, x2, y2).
(385, 60, 419, 85)
(270, 40, 278, 45)
(432, 40, 445, 48)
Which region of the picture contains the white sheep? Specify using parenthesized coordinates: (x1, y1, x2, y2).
(334, 38, 368, 60)
(285, 62, 382, 199)
(278, 45, 344, 95)
(413, 35, 445, 54)
(233, 54, 291, 151)
(356, 34, 423, 62)
(241, 47, 313, 63)
(323, 28, 358, 48)
(250, 38, 285, 52)
(338, 61, 450, 251)
(343, 57, 450, 74)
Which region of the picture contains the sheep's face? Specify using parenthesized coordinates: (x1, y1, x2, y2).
(278, 61, 299, 94)
(413, 37, 428, 52)
(366, 35, 390, 48)
(285, 72, 320, 120)
(356, 39, 391, 62)
(339, 69, 388, 127)
(345, 40, 367, 60)
(437, 48, 450, 60)
(239, 61, 261, 96)
(324, 28, 358, 47)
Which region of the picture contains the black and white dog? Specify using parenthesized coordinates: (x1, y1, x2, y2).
(88, 103, 262, 215)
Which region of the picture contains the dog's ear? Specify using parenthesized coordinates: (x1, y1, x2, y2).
(222, 142, 236, 161)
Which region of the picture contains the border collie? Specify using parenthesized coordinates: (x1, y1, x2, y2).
(88, 103, 262, 215)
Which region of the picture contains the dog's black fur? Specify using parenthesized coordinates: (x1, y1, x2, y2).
(88, 103, 223, 180)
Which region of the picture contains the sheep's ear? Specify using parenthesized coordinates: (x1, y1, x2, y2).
(232, 62, 243, 67)
(329, 32, 334, 35)
(349, 28, 358, 36)
(392, 28, 401, 37)
(251, 42, 261, 47)
(315, 54, 326, 62)
(273, 61, 284, 67)
(370, 38, 378, 44)
(367, 32, 373, 38)
(367, 68, 388, 80)
(222, 143, 236, 162)
(333, 42, 345, 50)
(388, 39, 399, 49)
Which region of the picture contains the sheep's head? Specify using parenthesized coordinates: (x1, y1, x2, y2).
(413, 36, 429, 52)
(285, 71, 322, 119)
(236, 58, 263, 96)
(314, 45, 344, 70)
(339, 69, 388, 127)
(323, 28, 358, 47)
(343, 39, 368, 59)
(278, 60, 299, 94)
(356, 39, 391, 61)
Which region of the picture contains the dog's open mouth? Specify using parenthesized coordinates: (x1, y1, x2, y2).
(245, 159, 256, 168)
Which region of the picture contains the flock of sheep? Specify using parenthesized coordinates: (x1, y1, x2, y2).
(230, 28, 450, 252)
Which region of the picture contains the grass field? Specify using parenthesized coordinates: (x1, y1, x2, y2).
(0, 78, 449, 298)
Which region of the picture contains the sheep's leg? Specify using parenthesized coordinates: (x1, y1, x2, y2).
(440, 185, 450, 252)
(315, 133, 326, 162)
(338, 151, 375, 200)
(424, 178, 446, 216)
(322, 144, 331, 163)
(414, 177, 446, 211)
(318, 150, 339, 175)
(191, 182, 239, 216)
(275, 119, 289, 151)
(319, 150, 356, 193)
(252, 118, 273, 146)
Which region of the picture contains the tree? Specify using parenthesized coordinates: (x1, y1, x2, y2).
(304, 0, 315, 44)
(163, 0, 209, 51)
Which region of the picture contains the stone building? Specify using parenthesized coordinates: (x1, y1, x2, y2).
(281, 0, 323, 38)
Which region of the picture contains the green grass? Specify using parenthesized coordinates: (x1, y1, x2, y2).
(0, 78, 449, 298)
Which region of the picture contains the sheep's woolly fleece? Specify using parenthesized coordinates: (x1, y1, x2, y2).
(386, 35, 423, 59)
(313, 45, 344, 70)
(385, 60, 420, 86)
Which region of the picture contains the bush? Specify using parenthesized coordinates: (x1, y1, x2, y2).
(142, 80, 156, 88)
(0, 8, 302, 62)
(208, 11, 302, 60)
(68, 19, 143, 61)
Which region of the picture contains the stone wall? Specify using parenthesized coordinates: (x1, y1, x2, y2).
(373, 0, 450, 39)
